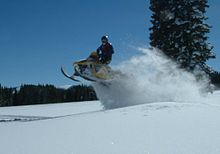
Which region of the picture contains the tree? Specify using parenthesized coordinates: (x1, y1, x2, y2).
(0, 84, 2, 105)
(149, 0, 215, 71)
(210, 71, 220, 89)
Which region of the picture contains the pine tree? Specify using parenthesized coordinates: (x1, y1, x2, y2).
(0, 84, 2, 105)
(149, 0, 215, 71)
(210, 71, 220, 88)
(13, 89, 18, 106)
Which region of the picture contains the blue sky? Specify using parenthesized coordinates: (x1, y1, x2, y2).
(0, 0, 219, 87)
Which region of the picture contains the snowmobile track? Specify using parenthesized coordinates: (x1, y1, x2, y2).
(0, 109, 104, 123)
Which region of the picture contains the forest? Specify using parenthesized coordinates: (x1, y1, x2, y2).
(0, 84, 97, 107)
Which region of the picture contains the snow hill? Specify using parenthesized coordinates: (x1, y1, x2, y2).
(0, 91, 220, 154)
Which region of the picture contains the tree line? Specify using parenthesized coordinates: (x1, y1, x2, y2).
(0, 84, 97, 107)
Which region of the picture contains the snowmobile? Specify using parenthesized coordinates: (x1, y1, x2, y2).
(61, 52, 114, 83)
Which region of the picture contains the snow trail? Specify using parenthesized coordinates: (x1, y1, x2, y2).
(93, 48, 211, 109)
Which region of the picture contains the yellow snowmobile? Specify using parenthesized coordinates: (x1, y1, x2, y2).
(61, 52, 114, 82)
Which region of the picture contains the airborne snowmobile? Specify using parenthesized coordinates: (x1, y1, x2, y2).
(61, 52, 114, 83)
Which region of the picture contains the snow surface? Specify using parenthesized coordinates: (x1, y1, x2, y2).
(0, 91, 220, 154)
(1, 48, 220, 154)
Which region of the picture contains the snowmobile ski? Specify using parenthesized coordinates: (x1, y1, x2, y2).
(61, 67, 80, 82)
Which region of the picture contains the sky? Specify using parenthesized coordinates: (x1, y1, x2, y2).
(0, 0, 219, 87)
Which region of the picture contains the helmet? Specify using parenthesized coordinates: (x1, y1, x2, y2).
(101, 35, 109, 42)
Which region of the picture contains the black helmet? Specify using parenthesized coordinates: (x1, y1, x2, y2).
(101, 35, 109, 42)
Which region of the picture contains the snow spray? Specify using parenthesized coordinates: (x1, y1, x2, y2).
(93, 48, 210, 109)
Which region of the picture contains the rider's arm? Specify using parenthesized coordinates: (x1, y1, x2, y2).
(109, 44, 114, 54)
(96, 46, 102, 57)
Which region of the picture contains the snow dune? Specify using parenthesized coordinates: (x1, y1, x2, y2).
(0, 91, 220, 154)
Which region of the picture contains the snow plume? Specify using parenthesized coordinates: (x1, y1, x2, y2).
(93, 48, 210, 109)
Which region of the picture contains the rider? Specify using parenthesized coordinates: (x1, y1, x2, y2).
(96, 36, 114, 64)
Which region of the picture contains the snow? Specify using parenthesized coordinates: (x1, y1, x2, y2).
(57, 84, 73, 89)
(0, 91, 220, 154)
(94, 48, 212, 109)
(1, 48, 220, 153)
(160, 10, 175, 21)
(175, 18, 189, 25)
(0, 101, 102, 117)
